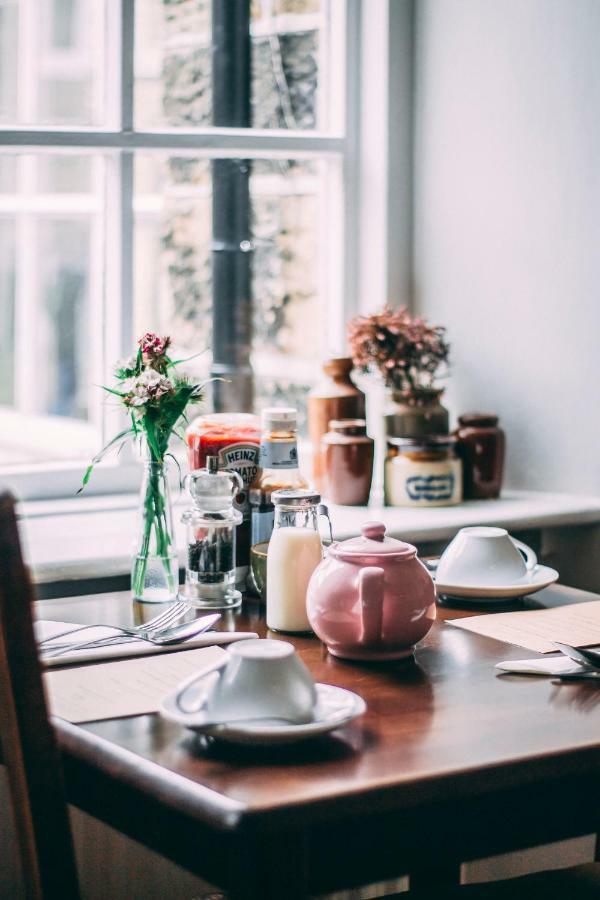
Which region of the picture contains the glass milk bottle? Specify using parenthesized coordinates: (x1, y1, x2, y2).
(266, 490, 330, 633)
(181, 457, 243, 609)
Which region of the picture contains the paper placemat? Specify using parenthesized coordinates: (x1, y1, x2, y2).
(37, 620, 258, 667)
(44, 646, 227, 723)
(447, 600, 600, 654)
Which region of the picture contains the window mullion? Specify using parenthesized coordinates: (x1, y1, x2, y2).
(119, 0, 135, 133)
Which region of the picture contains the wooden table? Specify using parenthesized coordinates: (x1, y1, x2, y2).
(37, 585, 600, 898)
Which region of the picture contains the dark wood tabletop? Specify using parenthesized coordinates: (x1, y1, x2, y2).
(36, 584, 600, 898)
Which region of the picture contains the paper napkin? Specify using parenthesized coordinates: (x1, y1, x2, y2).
(36, 620, 258, 668)
(495, 656, 585, 676)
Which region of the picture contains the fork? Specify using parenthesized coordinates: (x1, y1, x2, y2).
(42, 613, 221, 659)
(39, 598, 189, 648)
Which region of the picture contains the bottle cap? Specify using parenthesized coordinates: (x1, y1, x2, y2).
(261, 407, 297, 431)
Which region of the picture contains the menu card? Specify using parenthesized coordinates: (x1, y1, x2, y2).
(447, 600, 600, 654)
(44, 645, 227, 723)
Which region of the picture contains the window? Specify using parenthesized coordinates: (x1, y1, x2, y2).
(0, 0, 364, 499)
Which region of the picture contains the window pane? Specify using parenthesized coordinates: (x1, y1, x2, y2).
(134, 154, 333, 420)
(0, 154, 103, 470)
(135, 0, 335, 132)
(0, 0, 106, 127)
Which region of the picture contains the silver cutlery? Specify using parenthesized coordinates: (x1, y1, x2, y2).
(554, 671, 600, 682)
(39, 598, 190, 647)
(552, 642, 600, 671)
(42, 613, 221, 659)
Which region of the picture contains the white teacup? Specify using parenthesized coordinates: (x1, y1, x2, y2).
(177, 638, 317, 724)
(436, 526, 537, 587)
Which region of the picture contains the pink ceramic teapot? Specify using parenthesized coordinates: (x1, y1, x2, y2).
(306, 522, 436, 661)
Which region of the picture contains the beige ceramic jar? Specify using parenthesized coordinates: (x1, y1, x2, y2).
(384, 436, 462, 507)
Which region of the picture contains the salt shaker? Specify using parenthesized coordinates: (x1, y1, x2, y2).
(182, 457, 243, 609)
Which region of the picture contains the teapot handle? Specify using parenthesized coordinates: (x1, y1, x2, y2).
(358, 566, 385, 645)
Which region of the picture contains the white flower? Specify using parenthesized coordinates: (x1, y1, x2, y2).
(116, 355, 137, 373)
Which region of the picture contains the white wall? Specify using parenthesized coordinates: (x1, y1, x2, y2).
(413, 0, 600, 493)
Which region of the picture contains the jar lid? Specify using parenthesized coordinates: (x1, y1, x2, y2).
(387, 435, 457, 449)
(329, 522, 416, 560)
(272, 488, 321, 508)
(261, 407, 297, 430)
(328, 418, 367, 433)
(185, 412, 260, 438)
(458, 412, 499, 427)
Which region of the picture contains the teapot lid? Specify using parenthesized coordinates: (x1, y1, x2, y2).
(330, 522, 416, 560)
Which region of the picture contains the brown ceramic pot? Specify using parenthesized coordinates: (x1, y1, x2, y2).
(455, 412, 505, 499)
(385, 388, 449, 438)
(322, 419, 374, 506)
(307, 358, 366, 491)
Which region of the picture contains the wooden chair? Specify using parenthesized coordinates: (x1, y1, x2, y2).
(0, 489, 80, 899)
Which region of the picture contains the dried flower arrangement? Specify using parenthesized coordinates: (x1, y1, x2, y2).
(348, 306, 450, 393)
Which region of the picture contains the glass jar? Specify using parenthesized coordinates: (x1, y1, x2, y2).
(384, 436, 462, 507)
(181, 457, 243, 609)
(266, 489, 330, 633)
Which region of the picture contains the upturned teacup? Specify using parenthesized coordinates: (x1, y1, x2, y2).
(178, 638, 317, 723)
(435, 526, 537, 587)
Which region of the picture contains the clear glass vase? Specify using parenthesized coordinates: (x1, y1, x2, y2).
(131, 458, 178, 603)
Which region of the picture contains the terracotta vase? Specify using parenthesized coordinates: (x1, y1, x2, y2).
(385, 388, 449, 438)
(322, 419, 374, 506)
(455, 413, 505, 499)
(307, 358, 366, 491)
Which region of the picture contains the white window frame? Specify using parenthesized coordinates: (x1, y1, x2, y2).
(0, 0, 410, 502)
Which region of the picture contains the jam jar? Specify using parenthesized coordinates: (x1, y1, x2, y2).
(384, 436, 462, 507)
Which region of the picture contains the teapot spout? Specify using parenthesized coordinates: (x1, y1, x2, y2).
(358, 566, 385, 645)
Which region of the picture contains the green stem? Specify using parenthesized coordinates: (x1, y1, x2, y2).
(132, 457, 175, 599)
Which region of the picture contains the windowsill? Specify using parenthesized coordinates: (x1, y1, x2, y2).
(18, 489, 600, 589)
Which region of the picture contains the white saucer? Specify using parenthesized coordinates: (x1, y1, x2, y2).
(160, 682, 366, 746)
(434, 563, 559, 603)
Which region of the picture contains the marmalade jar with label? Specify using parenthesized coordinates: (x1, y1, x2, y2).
(185, 413, 261, 582)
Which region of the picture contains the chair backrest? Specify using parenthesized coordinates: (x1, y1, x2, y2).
(0, 490, 79, 899)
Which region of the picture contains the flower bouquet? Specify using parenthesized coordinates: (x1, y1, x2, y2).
(82, 333, 204, 602)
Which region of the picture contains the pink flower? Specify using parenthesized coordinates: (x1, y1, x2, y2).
(138, 332, 170, 359)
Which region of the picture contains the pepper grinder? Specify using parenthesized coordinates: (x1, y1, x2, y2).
(182, 457, 243, 609)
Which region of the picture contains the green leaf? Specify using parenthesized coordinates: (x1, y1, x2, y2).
(167, 348, 208, 368)
(103, 385, 127, 398)
(77, 427, 134, 493)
